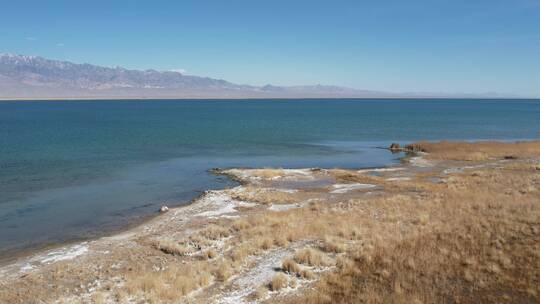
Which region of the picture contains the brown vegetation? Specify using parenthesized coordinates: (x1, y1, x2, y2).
(269, 273, 289, 291)
(294, 248, 330, 267)
(320, 237, 346, 253)
(406, 140, 540, 161)
(152, 239, 192, 256)
(123, 260, 214, 300)
(288, 160, 540, 303)
(248, 286, 269, 300)
(229, 186, 303, 205)
(1, 141, 538, 303)
(199, 224, 230, 240)
(282, 258, 302, 274)
(203, 248, 217, 260)
(213, 260, 233, 282)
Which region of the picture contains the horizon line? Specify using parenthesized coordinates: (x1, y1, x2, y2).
(0, 52, 533, 98)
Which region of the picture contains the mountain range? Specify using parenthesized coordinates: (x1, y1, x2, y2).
(0, 53, 513, 99)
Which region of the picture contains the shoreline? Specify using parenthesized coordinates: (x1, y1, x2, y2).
(0, 208, 161, 267)
(0, 161, 403, 269)
(0, 159, 411, 283)
(0, 145, 402, 266)
(0, 155, 429, 276)
(1, 141, 539, 303)
(0, 174, 227, 267)
(0, 151, 404, 267)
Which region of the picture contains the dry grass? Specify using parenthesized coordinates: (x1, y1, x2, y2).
(230, 242, 259, 263)
(282, 258, 316, 280)
(258, 237, 275, 250)
(152, 239, 192, 256)
(299, 269, 315, 280)
(269, 273, 289, 291)
(320, 237, 346, 253)
(214, 260, 233, 282)
(1, 141, 538, 304)
(229, 186, 303, 205)
(287, 161, 540, 303)
(294, 248, 330, 267)
(124, 261, 213, 300)
(203, 248, 217, 259)
(282, 259, 302, 274)
(199, 224, 230, 240)
(274, 235, 289, 247)
(231, 218, 251, 231)
(326, 169, 384, 184)
(248, 286, 269, 300)
(91, 292, 105, 304)
(335, 256, 355, 271)
(406, 140, 540, 161)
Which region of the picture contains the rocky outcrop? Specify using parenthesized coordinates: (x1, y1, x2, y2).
(159, 206, 169, 213)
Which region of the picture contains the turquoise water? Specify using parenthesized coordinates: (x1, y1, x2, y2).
(1, 99, 540, 257)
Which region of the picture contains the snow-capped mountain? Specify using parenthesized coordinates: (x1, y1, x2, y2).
(0, 53, 388, 99)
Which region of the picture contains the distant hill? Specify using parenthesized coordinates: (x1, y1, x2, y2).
(0, 54, 389, 99)
(0, 54, 515, 99)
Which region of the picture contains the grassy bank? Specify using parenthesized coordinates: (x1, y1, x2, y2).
(0, 141, 538, 303)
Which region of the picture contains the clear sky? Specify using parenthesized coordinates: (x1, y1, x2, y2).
(1, 0, 539, 97)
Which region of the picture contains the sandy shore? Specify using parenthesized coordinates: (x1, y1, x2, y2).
(1, 141, 539, 303)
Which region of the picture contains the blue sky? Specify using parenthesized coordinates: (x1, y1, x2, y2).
(1, 0, 539, 96)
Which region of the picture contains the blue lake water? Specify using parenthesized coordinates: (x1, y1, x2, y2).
(1, 99, 539, 258)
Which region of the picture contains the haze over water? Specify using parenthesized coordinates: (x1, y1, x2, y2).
(1, 99, 540, 258)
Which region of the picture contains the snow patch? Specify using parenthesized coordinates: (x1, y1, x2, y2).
(195, 191, 255, 218)
(275, 188, 299, 193)
(282, 169, 314, 176)
(20, 264, 35, 272)
(237, 201, 257, 208)
(224, 168, 316, 182)
(330, 183, 377, 194)
(196, 192, 238, 218)
(222, 169, 260, 181)
(268, 204, 301, 211)
(39, 243, 89, 264)
(264, 169, 316, 181)
(409, 156, 433, 167)
(357, 167, 404, 173)
(217, 248, 291, 304)
(443, 165, 483, 174)
(386, 177, 411, 182)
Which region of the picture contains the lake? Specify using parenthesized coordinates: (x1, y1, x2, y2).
(1, 98, 539, 258)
